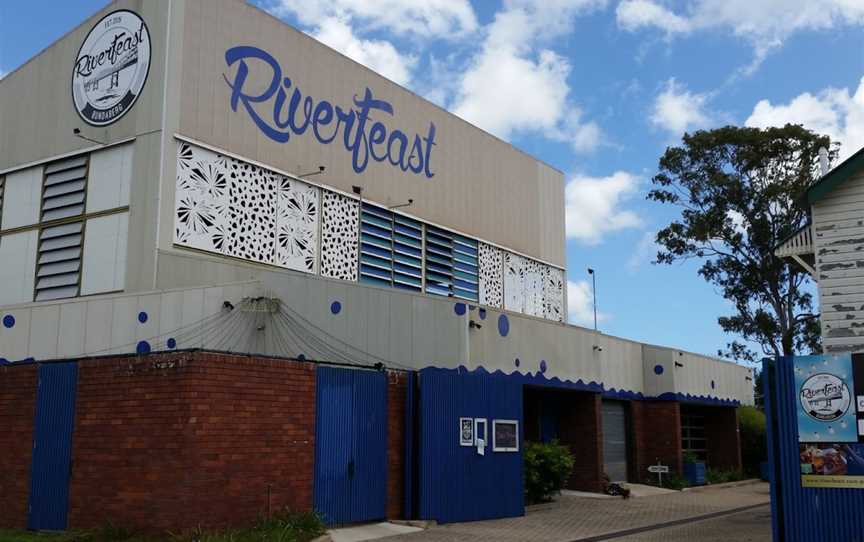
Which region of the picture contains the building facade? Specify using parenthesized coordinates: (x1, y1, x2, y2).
(0, 0, 753, 531)
(776, 146, 864, 352)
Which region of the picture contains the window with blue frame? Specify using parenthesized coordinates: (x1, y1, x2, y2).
(424, 225, 479, 302)
(359, 203, 423, 292)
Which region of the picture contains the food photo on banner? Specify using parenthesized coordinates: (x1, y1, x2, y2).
(795, 353, 864, 488)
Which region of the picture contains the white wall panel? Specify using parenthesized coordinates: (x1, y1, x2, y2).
(81, 213, 128, 295)
(1, 166, 42, 229)
(87, 143, 133, 212)
(83, 298, 113, 354)
(27, 304, 60, 360)
(0, 230, 38, 305)
(58, 302, 86, 358)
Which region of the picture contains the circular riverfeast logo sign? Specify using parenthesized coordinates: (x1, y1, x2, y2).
(72, 10, 150, 126)
(799, 373, 851, 422)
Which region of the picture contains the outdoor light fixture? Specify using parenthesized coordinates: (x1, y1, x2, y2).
(72, 127, 106, 145)
(299, 165, 326, 178)
(587, 268, 597, 331)
(675, 362, 684, 368)
(352, 185, 363, 195)
(388, 198, 414, 210)
(469, 320, 482, 330)
(593, 345, 603, 352)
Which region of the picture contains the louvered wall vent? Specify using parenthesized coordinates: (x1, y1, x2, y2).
(42, 156, 88, 222)
(425, 225, 479, 301)
(35, 222, 83, 301)
(359, 203, 423, 292)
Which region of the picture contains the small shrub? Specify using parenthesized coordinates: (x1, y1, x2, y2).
(661, 474, 689, 491)
(739, 405, 767, 477)
(683, 451, 700, 464)
(706, 468, 745, 485)
(524, 440, 575, 504)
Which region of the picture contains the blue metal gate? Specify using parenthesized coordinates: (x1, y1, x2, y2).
(418, 367, 524, 523)
(28, 362, 78, 531)
(314, 366, 387, 525)
(765, 356, 864, 541)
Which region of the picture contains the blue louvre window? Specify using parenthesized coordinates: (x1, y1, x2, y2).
(424, 226, 479, 302)
(359, 203, 422, 292)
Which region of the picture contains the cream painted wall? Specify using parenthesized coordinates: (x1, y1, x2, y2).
(169, 0, 565, 267)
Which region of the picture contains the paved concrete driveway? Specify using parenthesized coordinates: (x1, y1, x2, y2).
(385, 482, 771, 542)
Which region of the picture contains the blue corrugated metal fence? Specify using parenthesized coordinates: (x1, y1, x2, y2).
(28, 362, 79, 531)
(313, 366, 387, 525)
(765, 356, 864, 542)
(418, 367, 523, 523)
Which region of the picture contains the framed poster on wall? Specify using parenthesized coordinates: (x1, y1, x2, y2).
(493, 419, 519, 452)
(796, 353, 864, 488)
(460, 417, 474, 446)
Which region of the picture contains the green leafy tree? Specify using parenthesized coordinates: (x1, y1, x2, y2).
(648, 124, 834, 362)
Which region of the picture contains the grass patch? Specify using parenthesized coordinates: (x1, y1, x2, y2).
(706, 468, 746, 485)
(0, 511, 325, 542)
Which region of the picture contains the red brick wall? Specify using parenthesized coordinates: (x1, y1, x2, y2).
(0, 364, 38, 529)
(704, 406, 742, 471)
(559, 392, 604, 492)
(68, 352, 317, 531)
(631, 401, 682, 483)
(386, 371, 407, 519)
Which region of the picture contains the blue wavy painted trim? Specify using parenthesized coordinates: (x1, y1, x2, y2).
(423, 364, 741, 406)
(423, 365, 604, 393)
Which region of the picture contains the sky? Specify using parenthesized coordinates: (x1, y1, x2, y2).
(1, 1, 863, 362)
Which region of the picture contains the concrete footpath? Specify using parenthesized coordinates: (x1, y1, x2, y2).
(381, 481, 771, 542)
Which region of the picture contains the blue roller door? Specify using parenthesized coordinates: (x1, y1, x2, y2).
(28, 362, 78, 531)
(314, 366, 388, 525)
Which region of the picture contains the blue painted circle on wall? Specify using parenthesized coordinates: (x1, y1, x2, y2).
(711, 380, 716, 389)
(136, 341, 151, 355)
(654, 364, 664, 375)
(479, 308, 487, 320)
(2, 315, 15, 329)
(540, 360, 547, 373)
(454, 302, 467, 316)
(498, 314, 510, 337)
(138, 311, 148, 324)
(515, 358, 520, 367)
(331, 301, 342, 315)
(297, 353, 307, 361)
(167, 338, 177, 349)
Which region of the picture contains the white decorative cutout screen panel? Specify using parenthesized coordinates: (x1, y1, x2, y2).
(275, 177, 320, 273)
(543, 267, 565, 322)
(320, 190, 359, 281)
(174, 141, 320, 274)
(523, 259, 544, 318)
(479, 243, 503, 308)
(504, 252, 525, 313)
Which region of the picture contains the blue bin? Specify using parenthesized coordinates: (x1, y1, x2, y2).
(683, 462, 706, 486)
(760, 461, 771, 482)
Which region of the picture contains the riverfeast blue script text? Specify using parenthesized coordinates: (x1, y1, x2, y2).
(223, 46, 437, 178)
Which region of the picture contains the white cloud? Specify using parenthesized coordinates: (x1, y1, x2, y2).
(269, 0, 478, 39)
(627, 230, 660, 271)
(314, 17, 417, 85)
(651, 78, 711, 135)
(745, 76, 864, 161)
(267, 0, 473, 86)
(450, 0, 606, 151)
(616, 0, 864, 72)
(567, 279, 608, 327)
(616, 0, 691, 33)
(565, 171, 643, 244)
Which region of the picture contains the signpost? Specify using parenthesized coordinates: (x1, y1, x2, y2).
(648, 462, 670, 486)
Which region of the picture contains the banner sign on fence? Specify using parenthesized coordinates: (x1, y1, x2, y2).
(796, 353, 864, 488)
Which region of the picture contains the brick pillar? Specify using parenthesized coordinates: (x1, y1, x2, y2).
(387, 371, 407, 519)
(559, 392, 603, 492)
(632, 401, 682, 483)
(0, 364, 38, 529)
(704, 406, 742, 471)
